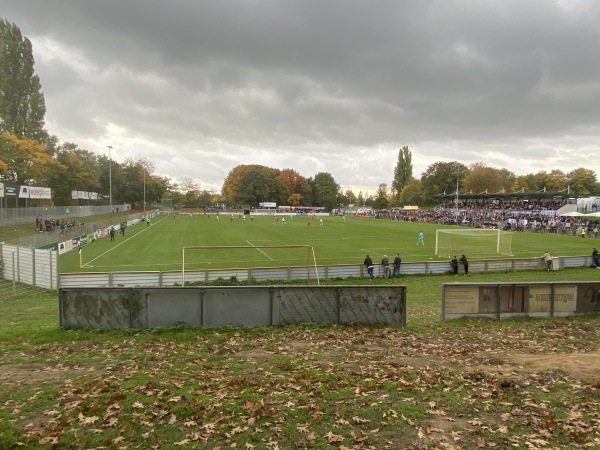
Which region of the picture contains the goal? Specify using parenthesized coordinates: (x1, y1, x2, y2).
(182, 245, 319, 285)
(435, 228, 513, 257)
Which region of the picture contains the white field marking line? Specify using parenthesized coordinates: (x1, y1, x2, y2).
(246, 240, 274, 261)
(342, 235, 392, 240)
(83, 216, 166, 267)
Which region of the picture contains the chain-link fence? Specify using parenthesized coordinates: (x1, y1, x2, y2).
(0, 204, 130, 228)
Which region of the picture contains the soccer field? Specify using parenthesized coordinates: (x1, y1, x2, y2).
(58, 213, 596, 273)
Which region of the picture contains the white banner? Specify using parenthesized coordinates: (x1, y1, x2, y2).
(28, 186, 52, 199)
(19, 185, 30, 198)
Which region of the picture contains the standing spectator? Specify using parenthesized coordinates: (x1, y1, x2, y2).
(364, 255, 374, 279)
(109, 226, 115, 241)
(592, 248, 600, 268)
(459, 254, 469, 276)
(381, 255, 390, 279)
(541, 251, 553, 271)
(450, 256, 459, 276)
(417, 230, 424, 245)
(393, 253, 401, 277)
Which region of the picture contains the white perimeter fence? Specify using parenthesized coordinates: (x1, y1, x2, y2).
(0, 210, 158, 300)
(1, 242, 598, 300)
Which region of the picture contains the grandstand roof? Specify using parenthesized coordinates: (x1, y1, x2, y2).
(432, 189, 582, 201)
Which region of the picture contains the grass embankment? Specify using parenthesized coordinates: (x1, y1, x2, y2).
(1, 268, 600, 449)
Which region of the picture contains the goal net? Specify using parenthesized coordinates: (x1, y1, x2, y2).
(435, 229, 513, 258)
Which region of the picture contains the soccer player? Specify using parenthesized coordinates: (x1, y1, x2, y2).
(417, 230, 424, 245)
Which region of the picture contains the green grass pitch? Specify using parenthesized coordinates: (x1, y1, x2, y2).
(58, 213, 596, 273)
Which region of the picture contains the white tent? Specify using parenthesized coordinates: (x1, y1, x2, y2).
(558, 211, 584, 217)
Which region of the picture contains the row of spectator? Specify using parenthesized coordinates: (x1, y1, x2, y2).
(36, 216, 84, 233)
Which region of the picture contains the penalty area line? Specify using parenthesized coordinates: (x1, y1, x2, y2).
(246, 240, 274, 261)
(82, 222, 154, 266)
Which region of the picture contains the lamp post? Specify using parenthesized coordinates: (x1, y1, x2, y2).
(143, 168, 146, 213)
(107, 145, 113, 212)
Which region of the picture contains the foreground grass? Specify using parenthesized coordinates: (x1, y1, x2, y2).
(1, 269, 600, 449)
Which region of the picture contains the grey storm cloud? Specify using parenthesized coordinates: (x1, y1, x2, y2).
(1, 0, 599, 193)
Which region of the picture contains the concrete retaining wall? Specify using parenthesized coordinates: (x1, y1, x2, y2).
(442, 281, 600, 319)
(59, 285, 407, 329)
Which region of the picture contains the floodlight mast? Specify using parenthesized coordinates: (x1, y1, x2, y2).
(107, 145, 113, 212)
(455, 165, 459, 223)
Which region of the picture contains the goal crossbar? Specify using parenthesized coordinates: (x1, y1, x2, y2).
(435, 228, 513, 257)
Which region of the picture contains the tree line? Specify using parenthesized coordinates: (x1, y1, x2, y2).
(0, 19, 598, 212)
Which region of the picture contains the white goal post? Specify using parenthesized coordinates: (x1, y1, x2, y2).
(435, 228, 513, 257)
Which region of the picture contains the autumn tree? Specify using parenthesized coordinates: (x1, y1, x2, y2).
(48, 143, 98, 205)
(233, 166, 286, 207)
(278, 168, 302, 195)
(399, 178, 426, 206)
(278, 168, 307, 205)
(223, 164, 287, 206)
(341, 189, 357, 206)
(420, 161, 469, 198)
(295, 177, 313, 206)
(546, 169, 568, 192)
(462, 163, 515, 194)
(372, 183, 389, 210)
(567, 168, 599, 195)
(0, 19, 47, 141)
(0, 132, 58, 185)
(117, 157, 161, 208)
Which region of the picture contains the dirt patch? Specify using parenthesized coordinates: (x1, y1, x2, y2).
(235, 343, 600, 382)
(0, 361, 95, 386)
(509, 351, 600, 380)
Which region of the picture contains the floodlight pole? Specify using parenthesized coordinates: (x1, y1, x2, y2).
(455, 165, 460, 223)
(107, 145, 113, 212)
(143, 168, 146, 213)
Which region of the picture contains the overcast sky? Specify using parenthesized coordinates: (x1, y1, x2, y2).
(1, 0, 599, 195)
